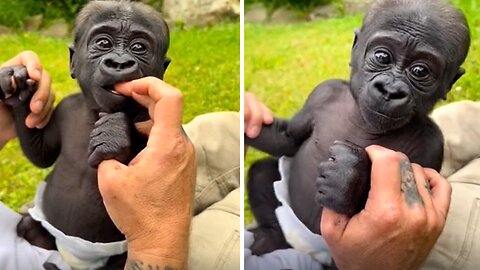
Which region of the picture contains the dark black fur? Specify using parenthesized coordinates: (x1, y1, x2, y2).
(246, 0, 470, 255)
(0, 1, 170, 269)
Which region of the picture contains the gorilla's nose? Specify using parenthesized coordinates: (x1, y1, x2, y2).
(100, 54, 139, 79)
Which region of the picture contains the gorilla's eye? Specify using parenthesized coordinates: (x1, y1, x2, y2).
(130, 42, 147, 54)
(410, 65, 430, 79)
(95, 38, 112, 49)
(373, 50, 392, 65)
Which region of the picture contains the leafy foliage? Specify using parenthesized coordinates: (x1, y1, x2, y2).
(246, 0, 341, 11)
(0, 0, 164, 30)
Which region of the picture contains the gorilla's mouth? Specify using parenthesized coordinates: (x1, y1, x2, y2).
(369, 108, 404, 120)
(102, 85, 121, 95)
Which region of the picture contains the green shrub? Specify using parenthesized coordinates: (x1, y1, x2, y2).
(246, 0, 342, 11)
(0, 0, 43, 29)
(0, 0, 165, 30)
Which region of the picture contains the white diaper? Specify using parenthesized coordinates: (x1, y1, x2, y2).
(274, 156, 332, 265)
(29, 182, 127, 269)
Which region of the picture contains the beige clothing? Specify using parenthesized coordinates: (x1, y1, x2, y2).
(422, 101, 480, 270)
(184, 112, 240, 270)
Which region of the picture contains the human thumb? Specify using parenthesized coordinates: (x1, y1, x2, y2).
(97, 159, 127, 201)
(320, 208, 350, 245)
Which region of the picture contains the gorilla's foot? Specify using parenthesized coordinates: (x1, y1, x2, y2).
(17, 214, 56, 250)
(249, 226, 291, 255)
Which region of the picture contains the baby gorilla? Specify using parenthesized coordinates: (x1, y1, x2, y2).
(0, 1, 170, 269)
(246, 0, 470, 255)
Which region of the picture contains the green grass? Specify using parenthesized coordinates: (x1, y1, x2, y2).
(0, 23, 239, 211)
(244, 2, 480, 224)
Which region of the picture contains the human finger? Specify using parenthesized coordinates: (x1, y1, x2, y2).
(244, 94, 252, 130)
(411, 164, 433, 211)
(134, 120, 153, 136)
(365, 145, 404, 203)
(1, 51, 42, 81)
(320, 207, 350, 244)
(29, 70, 51, 115)
(131, 92, 155, 118)
(115, 77, 183, 144)
(244, 93, 265, 138)
(97, 159, 127, 201)
(398, 160, 424, 209)
(261, 102, 273, 125)
(424, 168, 452, 220)
(26, 91, 55, 129)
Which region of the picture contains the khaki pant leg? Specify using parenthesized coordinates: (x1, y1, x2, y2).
(421, 159, 480, 270)
(431, 101, 480, 177)
(183, 112, 240, 215)
(183, 112, 240, 269)
(188, 188, 240, 270)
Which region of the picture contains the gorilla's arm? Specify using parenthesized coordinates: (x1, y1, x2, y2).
(11, 99, 62, 168)
(245, 80, 348, 157)
(245, 107, 313, 157)
(0, 65, 61, 168)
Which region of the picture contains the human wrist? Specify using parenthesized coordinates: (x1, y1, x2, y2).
(125, 252, 186, 270)
(127, 235, 189, 270)
(0, 128, 16, 147)
(126, 219, 191, 270)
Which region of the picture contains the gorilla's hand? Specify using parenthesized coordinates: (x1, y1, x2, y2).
(88, 112, 132, 168)
(315, 140, 371, 217)
(0, 65, 36, 107)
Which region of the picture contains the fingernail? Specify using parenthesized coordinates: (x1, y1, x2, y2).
(33, 100, 44, 112)
(247, 125, 260, 138)
(264, 115, 273, 124)
(33, 69, 41, 79)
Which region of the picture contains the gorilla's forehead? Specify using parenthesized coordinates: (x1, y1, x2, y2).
(84, 20, 155, 42)
(88, 11, 159, 32)
(363, 17, 452, 55)
(76, 8, 165, 43)
(366, 30, 442, 56)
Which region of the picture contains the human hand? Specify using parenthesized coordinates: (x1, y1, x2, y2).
(320, 145, 452, 270)
(244, 92, 273, 138)
(97, 77, 196, 269)
(0, 51, 53, 148)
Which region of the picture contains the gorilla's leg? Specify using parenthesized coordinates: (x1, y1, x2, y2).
(99, 253, 127, 270)
(17, 214, 56, 250)
(247, 158, 290, 255)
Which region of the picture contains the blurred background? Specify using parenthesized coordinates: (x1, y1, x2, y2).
(0, 0, 239, 210)
(244, 0, 480, 224)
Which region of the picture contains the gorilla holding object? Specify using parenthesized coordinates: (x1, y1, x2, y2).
(246, 0, 470, 255)
(0, 1, 170, 269)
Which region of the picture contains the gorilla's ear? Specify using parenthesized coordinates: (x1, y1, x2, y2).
(69, 44, 77, 79)
(443, 67, 465, 100)
(451, 67, 465, 86)
(349, 29, 360, 67)
(164, 57, 171, 71)
(352, 29, 360, 49)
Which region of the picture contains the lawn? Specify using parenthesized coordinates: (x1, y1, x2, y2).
(244, 1, 480, 224)
(0, 22, 240, 210)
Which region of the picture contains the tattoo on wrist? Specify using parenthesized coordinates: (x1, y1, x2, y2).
(399, 159, 424, 207)
(126, 260, 179, 270)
